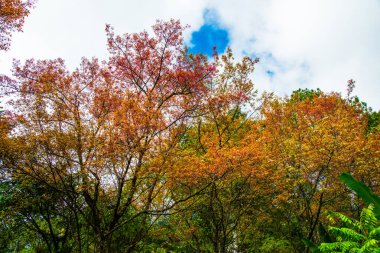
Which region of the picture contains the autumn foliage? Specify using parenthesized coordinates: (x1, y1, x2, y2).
(0, 20, 379, 252)
(0, 0, 34, 51)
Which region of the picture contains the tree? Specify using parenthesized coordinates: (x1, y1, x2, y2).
(1, 16, 380, 252)
(0, 180, 76, 252)
(0, 0, 35, 51)
(0, 20, 225, 252)
(258, 90, 380, 250)
(157, 49, 267, 253)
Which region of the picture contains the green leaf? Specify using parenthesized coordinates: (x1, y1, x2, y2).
(319, 241, 360, 252)
(358, 239, 379, 253)
(329, 227, 365, 242)
(339, 173, 380, 218)
(369, 227, 380, 239)
(360, 205, 378, 231)
(302, 238, 321, 253)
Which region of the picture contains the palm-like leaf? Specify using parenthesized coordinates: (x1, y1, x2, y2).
(339, 173, 380, 218)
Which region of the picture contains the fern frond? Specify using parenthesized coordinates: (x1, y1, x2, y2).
(319, 241, 360, 252)
(360, 205, 378, 231)
(369, 227, 380, 239)
(327, 212, 362, 231)
(328, 227, 365, 242)
(358, 238, 379, 253)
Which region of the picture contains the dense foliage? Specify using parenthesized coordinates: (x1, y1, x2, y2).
(0, 20, 379, 253)
(304, 173, 380, 253)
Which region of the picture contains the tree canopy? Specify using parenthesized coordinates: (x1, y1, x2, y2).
(0, 19, 379, 253)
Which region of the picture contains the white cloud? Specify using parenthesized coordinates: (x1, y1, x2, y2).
(207, 0, 380, 109)
(1, 0, 379, 109)
(0, 0, 207, 74)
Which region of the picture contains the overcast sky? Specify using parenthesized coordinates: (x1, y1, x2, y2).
(1, 0, 379, 109)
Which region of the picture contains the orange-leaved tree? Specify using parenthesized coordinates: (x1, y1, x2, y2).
(0, 0, 35, 51)
(0, 20, 218, 252)
(161, 49, 269, 252)
(258, 89, 380, 248)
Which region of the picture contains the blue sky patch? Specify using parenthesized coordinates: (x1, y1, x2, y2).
(188, 9, 229, 56)
(266, 70, 275, 78)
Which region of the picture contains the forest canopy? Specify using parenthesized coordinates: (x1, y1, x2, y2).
(0, 17, 380, 253)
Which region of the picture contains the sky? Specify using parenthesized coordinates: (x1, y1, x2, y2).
(1, 0, 379, 109)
